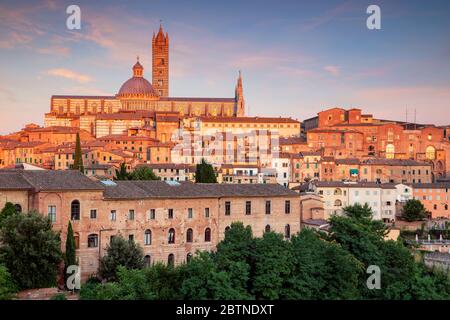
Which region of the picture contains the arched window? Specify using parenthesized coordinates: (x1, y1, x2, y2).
(426, 146, 436, 160)
(186, 253, 193, 263)
(334, 188, 342, 195)
(144, 229, 152, 245)
(87, 234, 98, 248)
(168, 253, 175, 266)
(144, 255, 151, 267)
(284, 224, 291, 239)
(204, 228, 211, 242)
(225, 226, 230, 233)
(445, 204, 448, 210)
(186, 228, 193, 243)
(334, 199, 343, 207)
(71, 200, 80, 220)
(168, 228, 175, 244)
(265, 225, 271, 233)
(14, 204, 22, 213)
(386, 144, 395, 159)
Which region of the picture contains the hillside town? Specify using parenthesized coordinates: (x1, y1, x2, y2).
(1, 23, 450, 296)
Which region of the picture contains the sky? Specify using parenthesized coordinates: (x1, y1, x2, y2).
(0, 0, 449, 134)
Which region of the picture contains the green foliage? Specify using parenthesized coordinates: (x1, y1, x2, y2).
(50, 293, 67, 300)
(402, 199, 429, 222)
(0, 202, 17, 227)
(195, 158, 217, 183)
(81, 208, 450, 300)
(114, 164, 160, 181)
(114, 163, 130, 180)
(0, 265, 17, 300)
(129, 167, 160, 181)
(98, 236, 145, 281)
(65, 221, 77, 268)
(72, 133, 84, 173)
(285, 229, 362, 300)
(0, 211, 62, 289)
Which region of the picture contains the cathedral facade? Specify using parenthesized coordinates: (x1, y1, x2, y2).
(45, 25, 245, 133)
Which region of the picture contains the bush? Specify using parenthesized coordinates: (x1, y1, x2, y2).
(0, 265, 17, 300)
(98, 236, 144, 281)
(50, 293, 67, 300)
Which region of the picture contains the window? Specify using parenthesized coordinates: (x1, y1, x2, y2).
(265, 225, 271, 233)
(245, 201, 252, 215)
(285, 200, 291, 214)
(265, 201, 271, 215)
(225, 226, 230, 233)
(188, 208, 193, 219)
(204, 208, 210, 218)
(144, 229, 152, 245)
(128, 210, 135, 220)
(426, 146, 436, 160)
(168, 228, 175, 244)
(71, 200, 80, 220)
(168, 254, 175, 266)
(128, 234, 134, 242)
(110, 210, 116, 221)
(386, 144, 395, 159)
(186, 228, 193, 243)
(334, 199, 343, 207)
(14, 204, 22, 213)
(285, 224, 291, 239)
(149, 209, 156, 220)
(168, 208, 174, 219)
(90, 209, 97, 219)
(87, 234, 98, 248)
(205, 228, 211, 242)
(225, 201, 231, 216)
(144, 255, 151, 267)
(186, 253, 193, 263)
(48, 205, 56, 223)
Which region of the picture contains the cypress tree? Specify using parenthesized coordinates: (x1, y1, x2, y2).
(65, 221, 77, 269)
(73, 132, 84, 173)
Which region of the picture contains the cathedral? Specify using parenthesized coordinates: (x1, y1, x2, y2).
(45, 25, 245, 134)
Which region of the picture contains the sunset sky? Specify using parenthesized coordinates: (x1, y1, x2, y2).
(0, 0, 449, 134)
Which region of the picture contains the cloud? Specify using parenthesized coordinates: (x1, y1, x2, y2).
(46, 68, 93, 83)
(323, 65, 340, 76)
(37, 46, 71, 57)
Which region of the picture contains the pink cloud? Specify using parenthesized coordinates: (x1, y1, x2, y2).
(46, 68, 93, 84)
(323, 65, 340, 76)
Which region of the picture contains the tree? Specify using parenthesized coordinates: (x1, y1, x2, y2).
(285, 229, 362, 300)
(402, 199, 429, 222)
(0, 211, 62, 289)
(252, 232, 292, 299)
(130, 167, 160, 181)
(0, 265, 17, 300)
(195, 158, 217, 183)
(98, 236, 145, 281)
(64, 221, 77, 286)
(180, 252, 247, 300)
(114, 163, 130, 181)
(0, 202, 17, 227)
(73, 132, 84, 173)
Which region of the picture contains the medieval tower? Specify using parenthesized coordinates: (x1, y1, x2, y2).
(152, 24, 169, 97)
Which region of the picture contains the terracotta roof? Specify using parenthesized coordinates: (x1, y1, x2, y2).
(335, 158, 360, 165)
(412, 182, 450, 189)
(314, 181, 396, 189)
(198, 116, 300, 124)
(0, 170, 103, 191)
(136, 163, 190, 170)
(360, 158, 430, 166)
(103, 181, 299, 199)
(159, 97, 235, 102)
(279, 137, 307, 145)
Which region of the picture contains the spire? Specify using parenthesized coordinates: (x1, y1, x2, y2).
(155, 21, 167, 43)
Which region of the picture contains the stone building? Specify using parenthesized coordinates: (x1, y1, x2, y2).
(0, 170, 301, 281)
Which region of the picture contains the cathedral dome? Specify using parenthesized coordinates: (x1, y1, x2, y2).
(117, 59, 158, 98)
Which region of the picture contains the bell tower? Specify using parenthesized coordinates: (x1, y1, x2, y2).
(152, 24, 169, 97)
